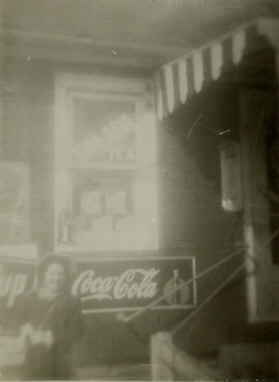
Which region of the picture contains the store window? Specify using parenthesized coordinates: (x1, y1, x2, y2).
(54, 74, 158, 252)
(0, 162, 30, 245)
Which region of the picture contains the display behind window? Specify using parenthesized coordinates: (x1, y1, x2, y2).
(54, 74, 158, 252)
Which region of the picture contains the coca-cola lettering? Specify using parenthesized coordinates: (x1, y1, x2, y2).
(72, 268, 159, 301)
(114, 269, 158, 299)
(72, 270, 115, 299)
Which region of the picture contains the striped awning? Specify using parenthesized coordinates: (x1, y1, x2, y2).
(154, 18, 275, 120)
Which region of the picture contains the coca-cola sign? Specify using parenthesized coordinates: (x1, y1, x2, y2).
(71, 256, 196, 313)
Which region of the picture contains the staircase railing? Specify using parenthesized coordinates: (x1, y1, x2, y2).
(122, 246, 247, 323)
(121, 229, 279, 380)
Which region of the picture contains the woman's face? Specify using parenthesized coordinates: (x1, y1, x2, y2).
(43, 262, 66, 295)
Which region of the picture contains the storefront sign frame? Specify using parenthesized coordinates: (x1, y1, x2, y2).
(70, 254, 197, 314)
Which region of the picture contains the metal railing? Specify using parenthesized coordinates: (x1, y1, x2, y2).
(122, 225, 279, 330)
(121, 246, 247, 323)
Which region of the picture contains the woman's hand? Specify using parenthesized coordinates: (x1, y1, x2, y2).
(19, 323, 54, 348)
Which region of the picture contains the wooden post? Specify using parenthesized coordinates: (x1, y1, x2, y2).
(239, 89, 273, 321)
(150, 332, 174, 381)
(239, 19, 279, 321)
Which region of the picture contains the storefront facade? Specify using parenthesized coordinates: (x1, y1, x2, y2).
(1, 16, 279, 366)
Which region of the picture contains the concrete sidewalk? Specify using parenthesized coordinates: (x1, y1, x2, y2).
(76, 363, 151, 380)
(1, 364, 151, 381)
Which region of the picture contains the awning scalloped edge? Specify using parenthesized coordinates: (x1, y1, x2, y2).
(154, 17, 278, 120)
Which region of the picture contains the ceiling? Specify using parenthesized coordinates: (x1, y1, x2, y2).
(0, 0, 278, 70)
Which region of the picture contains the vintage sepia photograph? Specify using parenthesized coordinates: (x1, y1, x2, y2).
(0, 0, 279, 380)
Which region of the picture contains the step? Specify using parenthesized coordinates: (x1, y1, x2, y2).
(219, 342, 278, 379)
(76, 363, 151, 380)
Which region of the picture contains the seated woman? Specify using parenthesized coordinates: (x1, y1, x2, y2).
(15, 255, 83, 380)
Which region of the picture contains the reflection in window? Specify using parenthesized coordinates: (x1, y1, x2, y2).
(54, 75, 158, 252)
